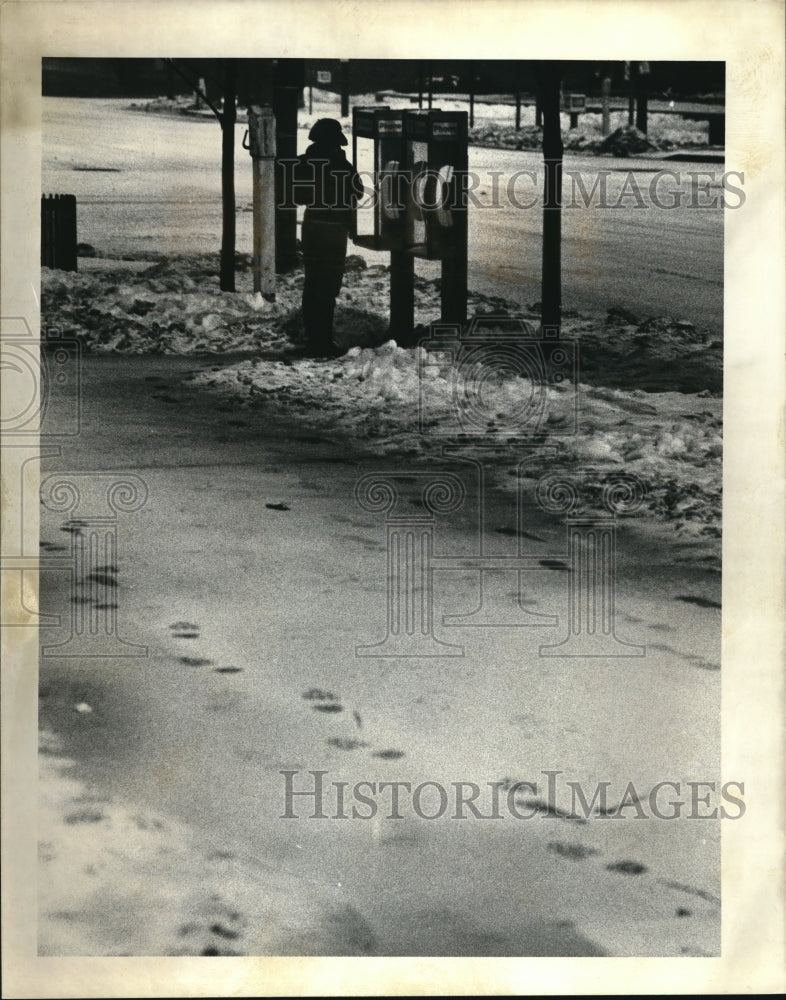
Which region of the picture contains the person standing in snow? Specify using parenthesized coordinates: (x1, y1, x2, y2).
(291, 118, 364, 358)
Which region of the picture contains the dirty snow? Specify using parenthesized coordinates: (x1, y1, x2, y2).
(41, 255, 722, 539)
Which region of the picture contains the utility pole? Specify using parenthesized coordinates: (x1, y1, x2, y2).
(220, 59, 237, 293)
(246, 106, 276, 298)
(601, 71, 611, 136)
(537, 60, 563, 334)
(272, 59, 304, 272)
(635, 61, 649, 134)
(468, 61, 475, 128)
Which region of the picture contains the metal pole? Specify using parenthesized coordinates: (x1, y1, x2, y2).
(247, 106, 277, 298)
(427, 60, 433, 109)
(441, 150, 468, 327)
(539, 61, 563, 334)
(418, 64, 424, 109)
(390, 250, 415, 342)
(515, 88, 521, 130)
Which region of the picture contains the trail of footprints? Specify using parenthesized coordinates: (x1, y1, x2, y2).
(167, 626, 403, 757)
(499, 774, 718, 922)
(301, 688, 405, 761)
(166, 622, 711, 924)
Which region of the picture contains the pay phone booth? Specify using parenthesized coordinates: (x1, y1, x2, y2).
(351, 106, 468, 340)
(352, 106, 414, 340)
(352, 107, 408, 252)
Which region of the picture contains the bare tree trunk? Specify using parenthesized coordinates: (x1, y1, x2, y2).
(627, 62, 636, 127)
(340, 60, 349, 118)
(220, 59, 237, 292)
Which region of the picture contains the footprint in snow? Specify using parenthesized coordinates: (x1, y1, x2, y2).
(327, 738, 369, 751)
(606, 860, 648, 875)
(302, 688, 338, 702)
(539, 559, 570, 571)
(496, 526, 546, 542)
(170, 621, 200, 638)
(547, 841, 600, 861)
(675, 594, 721, 609)
(60, 519, 88, 534)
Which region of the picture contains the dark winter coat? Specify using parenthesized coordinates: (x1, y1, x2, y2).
(291, 143, 364, 230)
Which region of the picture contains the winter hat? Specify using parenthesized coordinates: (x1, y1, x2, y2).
(308, 118, 348, 146)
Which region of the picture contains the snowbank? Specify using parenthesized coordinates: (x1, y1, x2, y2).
(41, 256, 722, 539)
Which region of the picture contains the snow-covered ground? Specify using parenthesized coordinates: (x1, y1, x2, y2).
(42, 255, 722, 543)
(35, 93, 724, 960)
(135, 88, 712, 152)
(39, 728, 375, 955)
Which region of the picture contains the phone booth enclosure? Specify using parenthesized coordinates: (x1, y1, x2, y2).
(404, 110, 468, 261)
(351, 107, 408, 251)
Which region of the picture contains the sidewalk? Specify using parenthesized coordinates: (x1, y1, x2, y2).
(37, 352, 722, 956)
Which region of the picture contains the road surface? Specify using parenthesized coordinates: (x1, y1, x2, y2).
(42, 97, 723, 332)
